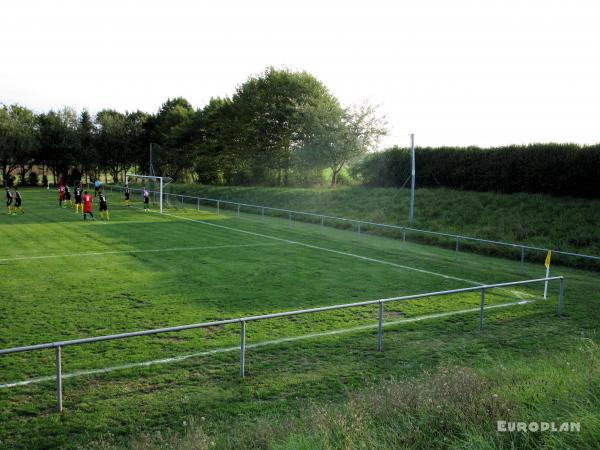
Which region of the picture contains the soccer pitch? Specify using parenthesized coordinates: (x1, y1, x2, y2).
(0, 187, 589, 447)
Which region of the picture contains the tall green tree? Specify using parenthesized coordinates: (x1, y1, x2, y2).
(77, 110, 97, 182)
(37, 107, 79, 184)
(232, 67, 336, 185)
(302, 102, 387, 186)
(0, 104, 38, 185)
(147, 97, 194, 180)
(0, 105, 16, 184)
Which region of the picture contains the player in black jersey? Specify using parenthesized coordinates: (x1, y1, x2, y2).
(64, 185, 73, 208)
(14, 187, 24, 214)
(99, 190, 109, 220)
(5, 187, 14, 215)
(74, 184, 83, 214)
(123, 185, 131, 207)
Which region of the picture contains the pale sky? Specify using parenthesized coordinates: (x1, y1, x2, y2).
(1, 0, 599, 148)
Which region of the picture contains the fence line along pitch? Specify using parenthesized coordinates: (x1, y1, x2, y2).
(102, 184, 600, 266)
(0, 276, 565, 412)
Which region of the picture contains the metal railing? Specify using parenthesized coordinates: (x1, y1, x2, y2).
(101, 184, 600, 269)
(0, 276, 564, 412)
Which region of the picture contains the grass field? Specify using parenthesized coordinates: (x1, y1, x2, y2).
(0, 187, 599, 449)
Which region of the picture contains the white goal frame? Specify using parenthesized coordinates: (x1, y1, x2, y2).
(126, 173, 171, 214)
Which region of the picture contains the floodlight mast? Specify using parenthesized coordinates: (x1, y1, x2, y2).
(409, 133, 415, 225)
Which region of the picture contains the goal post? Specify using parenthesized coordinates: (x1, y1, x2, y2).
(125, 173, 172, 214)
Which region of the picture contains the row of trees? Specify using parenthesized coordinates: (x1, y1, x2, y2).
(0, 105, 149, 186)
(0, 68, 387, 188)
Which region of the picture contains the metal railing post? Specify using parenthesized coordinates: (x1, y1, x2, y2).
(357, 222, 361, 238)
(320, 215, 324, 233)
(377, 302, 383, 352)
(479, 288, 485, 332)
(237, 204, 240, 217)
(402, 229, 406, 244)
(240, 320, 246, 377)
(197, 198, 199, 210)
(288, 211, 292, 228)
(55, 346, 63, 412)
(455, 237, 460, 256)
(261, 207, 264, 219)
(217, 200, 220, 215)
(557, 278, 565, 317)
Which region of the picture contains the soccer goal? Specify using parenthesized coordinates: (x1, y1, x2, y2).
(125, 173, 173, 214)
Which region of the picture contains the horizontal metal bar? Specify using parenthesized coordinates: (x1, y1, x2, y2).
(110, 185, 600, 262)
(0, 276, 562, 356)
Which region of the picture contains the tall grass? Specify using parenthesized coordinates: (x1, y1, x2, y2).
(91, 337, 600, 449)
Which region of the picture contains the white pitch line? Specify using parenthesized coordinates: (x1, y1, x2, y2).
(0, 298, 534, 389)
(160, 211, 503, 288)
(0, 242, 285, 262)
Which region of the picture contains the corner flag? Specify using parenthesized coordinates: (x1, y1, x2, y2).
(544, 250, 552, 269)
(543, 250, 552, 299)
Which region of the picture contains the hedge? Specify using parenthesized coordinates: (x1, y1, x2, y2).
(353, 143, 600, 198)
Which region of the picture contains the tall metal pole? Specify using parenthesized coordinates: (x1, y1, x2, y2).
(409, 133, 415, 225)
(159, 176, 163, 214)
(149, 143, 155, 177)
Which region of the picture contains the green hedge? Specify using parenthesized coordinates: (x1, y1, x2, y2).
(354, 144, 600, 198)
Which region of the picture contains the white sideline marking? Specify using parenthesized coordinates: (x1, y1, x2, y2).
(0, 299, 534, 389)
(0, 242, 284, 262)
(160, 211, 503, 288)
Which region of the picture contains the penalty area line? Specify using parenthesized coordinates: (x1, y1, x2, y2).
(0, 298, 535, 389)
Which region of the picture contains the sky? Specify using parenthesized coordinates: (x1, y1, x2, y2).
(1, 0, 599, 148)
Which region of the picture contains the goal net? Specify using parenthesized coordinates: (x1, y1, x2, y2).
(125, 173, 173, 214)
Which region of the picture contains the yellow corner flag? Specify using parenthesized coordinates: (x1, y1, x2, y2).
(544, 250, 552, 269)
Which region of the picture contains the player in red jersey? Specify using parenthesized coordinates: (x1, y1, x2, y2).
(58, 184, 66, 207)
(82, 191, 94, 220)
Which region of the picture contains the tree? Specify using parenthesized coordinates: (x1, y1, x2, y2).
(77, 110, 97, 183)
(0, 105, 16, 185)
(232, 67, 336, 185)
(302, 102, 387, 186)
(0, 104, 38, 185)
(147, 98, 194, 180)
(37, 107, 79, 185)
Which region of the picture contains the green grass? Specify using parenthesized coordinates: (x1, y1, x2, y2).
(162, 184, 600, 267)
(0, 187, 598, 449)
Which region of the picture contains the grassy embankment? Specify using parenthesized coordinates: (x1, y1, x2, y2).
(163, 184, 600, 267)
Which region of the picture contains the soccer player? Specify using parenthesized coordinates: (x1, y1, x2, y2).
(58, 184, 65, 207)
(14, 186, 24, 214)
(94, 179, 102, 197)
(74, 183, 83, 214)
(99, 190, 109, 221)
(5, 187, 14, 215)
(123, 184, 131, 207)
(82, 190, 94, 220)
(143, 188, 149, 211)
(64, 185, 73, 208)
